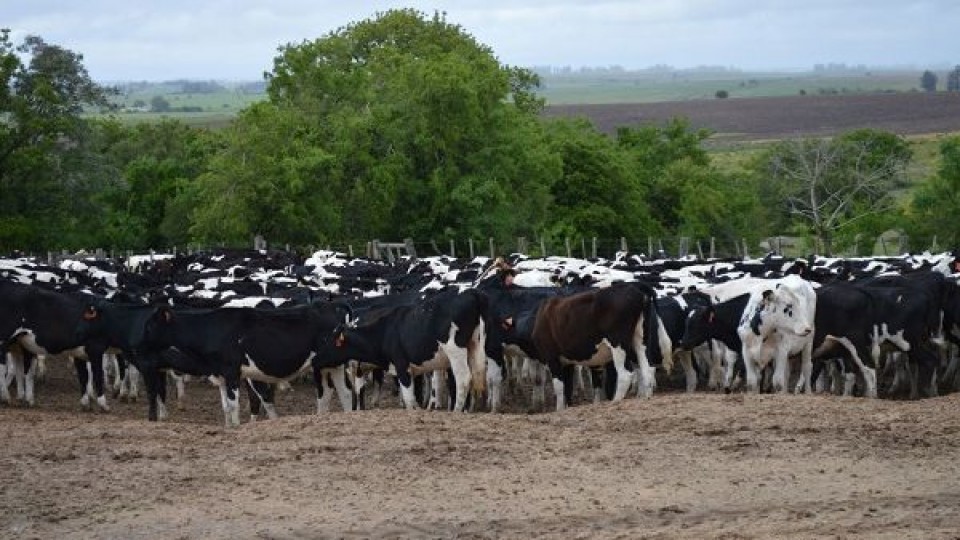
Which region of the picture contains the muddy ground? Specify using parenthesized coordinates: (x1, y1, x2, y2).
(1, 359, 959, 539)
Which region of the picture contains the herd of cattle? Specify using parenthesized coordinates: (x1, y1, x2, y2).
(2, 247, 960, 426)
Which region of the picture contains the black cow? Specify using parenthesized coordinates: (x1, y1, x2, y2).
(316, 287, 489, 412)
(78, 300, 351, 425)
(655, 291, 712, 392)
(531, 282, 664, 410)
(0, 282, 111, 410)
(678, 293, 752, 392)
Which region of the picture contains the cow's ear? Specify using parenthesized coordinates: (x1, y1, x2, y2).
(334, 331, 346, 348)
(761, 289, 774, 302)
(161, 307, 174, 323)
(82, 306, 98, 321)
(707, 307, 716, 324)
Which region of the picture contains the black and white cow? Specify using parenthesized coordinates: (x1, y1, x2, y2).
(0, 281, 111, 410)
(77, 299, 352, 426)
(316, 286, 488, 412)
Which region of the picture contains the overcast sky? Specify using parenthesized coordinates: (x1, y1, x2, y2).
(6, 1, 956, 81)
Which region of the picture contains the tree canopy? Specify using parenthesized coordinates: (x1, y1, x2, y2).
(0, 18, 939, 258)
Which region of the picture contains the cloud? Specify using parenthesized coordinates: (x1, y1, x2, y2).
(5, 0, 956, 80)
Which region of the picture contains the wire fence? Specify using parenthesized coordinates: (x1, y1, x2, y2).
(18, 230, 946, 267)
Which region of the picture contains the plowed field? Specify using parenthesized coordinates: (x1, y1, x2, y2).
(544, 93, 960, 141)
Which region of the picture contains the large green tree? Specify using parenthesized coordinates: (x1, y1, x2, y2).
(190, 9, 555, 246)
(904, 136, 960, 247)
(616, 118, 712, 233)
(90, 118, 219, 249)
(541, 118, 656, 243)
(0, 30, 112, 250)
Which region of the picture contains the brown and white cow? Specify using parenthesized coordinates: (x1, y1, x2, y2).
(532, 282, 665, 410)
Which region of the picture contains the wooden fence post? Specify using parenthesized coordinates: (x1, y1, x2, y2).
(468, 238, 475, 259)
(540, 237, 546, 258)
(449, 239, 455, 258)
(564, 237, 572, 258)
(742, 238, 750, 259)
(648, 236, 654, 257)
(710, 237, 716, 259)
(591, 237, 597, 259)
(696, 240, 704, 260)
(517, 237, 528, 255)
(620, 237, 628, 253)
(489, 237, 495, 259)
(403, 238, 417, 259)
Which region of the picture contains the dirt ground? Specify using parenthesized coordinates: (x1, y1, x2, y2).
(2, 359, 959, 539)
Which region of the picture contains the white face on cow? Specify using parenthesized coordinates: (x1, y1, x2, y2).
(747, 283, 814, 338)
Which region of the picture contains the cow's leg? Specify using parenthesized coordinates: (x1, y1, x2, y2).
(446, 344, 472, 413)
(0, 353, 9, 404)
(142, 367, 168, 421)
(794, 345, 814, 394)
(912, 346, 940, 399)
(426, 370, 441, 411)
(397, 369, 419, 410)
(678, 350, 697, 393)
(246, 380, 263, 421)
(742, 348, 761, 393)
(326, 366, 353, 412)
(214, 376, 241, 427)
(72, 357, 93, 409)
(486, 358, 504, 413)
(126, 363, 141, 401)
(547, 358, 566, 411)
(86, 347, 110, 412)
(251, 380, 278, 420)
(22, 354, 36, 407)
(9, 351, 27, 404)
(722, 348, 739, 392)
(831, 337, 877, 398)
(169, 372, 186, 409)
(370, 370, 384, 408)
(530, 361, 546, 411)
(105, 352, 122, 398)
(34, 355, 46, 383)
(313, 366, 334, 413)
(346, 363, 365, 411)
(610, 347, 635, 401)
(771, 350, 789, 394)
(590, 368, 606, 403)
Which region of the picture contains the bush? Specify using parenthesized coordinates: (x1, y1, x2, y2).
(715, 90, 729, 99)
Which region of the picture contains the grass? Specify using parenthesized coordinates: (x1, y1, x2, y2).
(536, 70, 922, 105)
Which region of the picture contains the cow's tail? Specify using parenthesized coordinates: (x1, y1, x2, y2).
(637, 284, 665, 368)
(467, 289, 489, 396)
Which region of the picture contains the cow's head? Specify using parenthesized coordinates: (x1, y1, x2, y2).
(750, 285, 813, 338)
(680, 305, 716, 350)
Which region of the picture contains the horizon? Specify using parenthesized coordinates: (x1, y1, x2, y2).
(6, 1, 956, 82)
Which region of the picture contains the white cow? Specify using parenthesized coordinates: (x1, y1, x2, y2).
(736, 275, 817, 393)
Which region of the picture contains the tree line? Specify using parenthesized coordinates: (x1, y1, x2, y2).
(2, 13, 959, 257)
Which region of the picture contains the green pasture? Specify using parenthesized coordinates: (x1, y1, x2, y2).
(536, 70, 922, 104)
